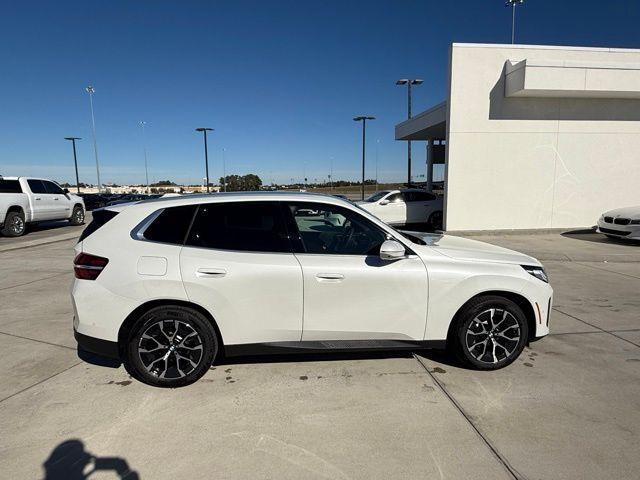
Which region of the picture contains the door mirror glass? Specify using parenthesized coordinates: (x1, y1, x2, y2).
(380, 239, 405, 261)
(379, 199, 389, 205)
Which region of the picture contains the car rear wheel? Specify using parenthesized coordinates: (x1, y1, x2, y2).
(427, 211, 443, 231)
(69, 205, 85, 226)
(124, 305, 218, 387)
(451, 295, 528, 370)
(1, 211, 26, 237)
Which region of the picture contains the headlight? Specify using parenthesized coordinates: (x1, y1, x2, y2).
(522, 265, 549, 283)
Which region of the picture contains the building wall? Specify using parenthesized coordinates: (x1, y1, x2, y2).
(445, 43, 640, 231)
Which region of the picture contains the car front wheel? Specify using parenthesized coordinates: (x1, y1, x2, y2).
(124, 305, 218, 387)
(451, 295, 528, 370)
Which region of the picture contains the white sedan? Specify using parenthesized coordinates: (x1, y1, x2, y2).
(357, 189, 443, 229)
(597, 206, 640, 240)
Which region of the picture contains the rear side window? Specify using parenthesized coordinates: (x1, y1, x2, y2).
(406, 191, 436, 202)
(0, 180, 22, 193)
(27, 180, 47, 194)
(79, 209, 119, 242)
(142, 205, 197, 245)
(186, 201, 290, 253)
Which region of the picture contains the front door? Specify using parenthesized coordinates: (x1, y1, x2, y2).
(180, 201, 303, 346)
(285, 201, 429, 341)
(26, 179, 53, 220)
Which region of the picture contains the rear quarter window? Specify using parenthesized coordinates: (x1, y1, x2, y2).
(79, 209, 119, 242)
(0, 180, 22, 193)
(140, 205, 197, 245)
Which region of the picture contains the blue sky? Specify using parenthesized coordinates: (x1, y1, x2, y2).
(1, 1, 638, 186)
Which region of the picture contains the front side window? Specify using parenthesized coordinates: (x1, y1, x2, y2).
(186, 201, 290, 253)
(386, 193, 404, 203)
(287, 202, 386, 255)
(43, 181, 64, 195)
(142, 205, 197, 245)
(365, 191, 390, 203)
(27, 179, 47, 194)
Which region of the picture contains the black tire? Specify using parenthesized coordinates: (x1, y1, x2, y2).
(450, 295, 528, 370)
(427, 211, 443, 231)
(123, 305, 218, 387)
(69, 205, 85, 226)
(1, 210, 26, 237)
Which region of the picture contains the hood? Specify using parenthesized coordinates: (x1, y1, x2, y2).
(405, 232, 541, 267)
(602, 206, 640, 220)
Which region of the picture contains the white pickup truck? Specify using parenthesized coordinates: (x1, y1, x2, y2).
(0, 176, 85, 237)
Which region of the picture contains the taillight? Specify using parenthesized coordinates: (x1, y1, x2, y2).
(74, 253, 109, 280)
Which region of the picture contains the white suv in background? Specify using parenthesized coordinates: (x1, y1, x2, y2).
(72, 192, 552, 387)
(0, 176, 85, 236)
(357, 189, 443, 229)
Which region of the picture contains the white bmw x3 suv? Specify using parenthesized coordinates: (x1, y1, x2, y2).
(72, 192, 552, 387)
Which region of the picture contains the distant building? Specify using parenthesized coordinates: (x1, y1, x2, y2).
(396, 43, 640, 231)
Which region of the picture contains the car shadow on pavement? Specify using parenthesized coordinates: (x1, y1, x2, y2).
(42, 439, 139, 479)
(562, 228, 640, 246)
(77, 348, 121, 369)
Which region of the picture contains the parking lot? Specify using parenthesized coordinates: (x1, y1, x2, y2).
(1, 225, 639, 479)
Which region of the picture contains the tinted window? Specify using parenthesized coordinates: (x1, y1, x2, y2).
(0, 180, 22, 193)
(406, 191, 436, 202)
(186, 202, 290, 253)
(43, 181, 64, 194)
(365, 191, 390, 202)
(79, 209, 119, 242)
(288, 202, 386, 255)
(143, 205, 197, 245)
(27, 180, 47, 194)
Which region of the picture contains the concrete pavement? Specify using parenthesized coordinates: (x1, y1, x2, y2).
(0, 228, 639, 479)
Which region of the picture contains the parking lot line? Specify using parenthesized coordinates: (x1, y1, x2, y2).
(553, 307, 640, 349)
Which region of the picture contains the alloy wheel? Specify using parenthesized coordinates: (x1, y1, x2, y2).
(465, 308, 521, 364)
(10, 216, 24, 235)
(74, 208, 84, 224)
(138, 319, 204, 379)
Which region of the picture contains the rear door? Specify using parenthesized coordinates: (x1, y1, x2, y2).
(26, 179, 52, 220)
(179, 201, 303, 345)
(42, 181, 70, 219)
(404, 191, 433, 223)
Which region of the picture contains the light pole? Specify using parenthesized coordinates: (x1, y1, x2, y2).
(506, 0, 524, 44)
(85, 86, 102, 192)
(329, 156, 334, 191)
(353, 116, 375, 201)
(375, 139, 380, 192)
(222, 148, 227, 192)
(195, 128, 213, 193)
(64, 137, 82, 194)
(139, 121, 150, 194)
(396, 79, 423, 186)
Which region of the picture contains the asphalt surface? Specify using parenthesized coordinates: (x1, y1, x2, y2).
(0, 225, 639, 479)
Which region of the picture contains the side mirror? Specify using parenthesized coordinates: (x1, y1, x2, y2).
(380, 239, 405, 261)
(379, 199, 390, 205)
(63, 188, 70, 194)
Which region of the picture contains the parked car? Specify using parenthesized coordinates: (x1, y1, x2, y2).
(78, 193, 110, 211)
(357, 189, 443, 229)
(597, 207, 640, 241)
(72, 192, 552, 387)
(0, 176, 85, 237)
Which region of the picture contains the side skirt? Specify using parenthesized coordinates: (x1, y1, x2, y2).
(224, 339, 447, 357)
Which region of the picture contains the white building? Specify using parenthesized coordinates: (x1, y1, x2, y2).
(396, 43, 640, 231)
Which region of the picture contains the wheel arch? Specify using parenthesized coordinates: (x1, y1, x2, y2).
(117, 299, 225, 358)
(6, 205, 25, 217)
(446, 290, 536, 347)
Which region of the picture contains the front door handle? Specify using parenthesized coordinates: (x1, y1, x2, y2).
(316, 273, 344, 282)
(196, 268, 227, 278)
(35, 198, 41, 201)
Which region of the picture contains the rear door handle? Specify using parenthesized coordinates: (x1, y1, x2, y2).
(35, 198, 41, 201)
(196, 268, 227, 278)
(316, 273, 344, 281)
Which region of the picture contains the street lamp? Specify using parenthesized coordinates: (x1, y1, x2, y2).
(85, 86, 102, 192)
(222, 147, 227, 192)
(396, 79, 423, 186)
(139, 121, 150, 194)
(64, 137, 82, 194)
(353, 116, 375, 201)
(195, 127, 214, 193)
(506, 0, 524, 44)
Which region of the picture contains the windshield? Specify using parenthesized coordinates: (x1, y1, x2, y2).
(365, 191, 391, 202)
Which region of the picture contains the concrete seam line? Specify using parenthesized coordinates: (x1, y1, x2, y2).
(0, 235, 79, 253)
(0, 361, 83, 404)
(573, 261, 640, 281)
(548, 328, 640, 337)
(0, 271, 71, 292)
(412, 353, 525, 480)
(552, 307, 640, 349)
(0, 330, 76, 351)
